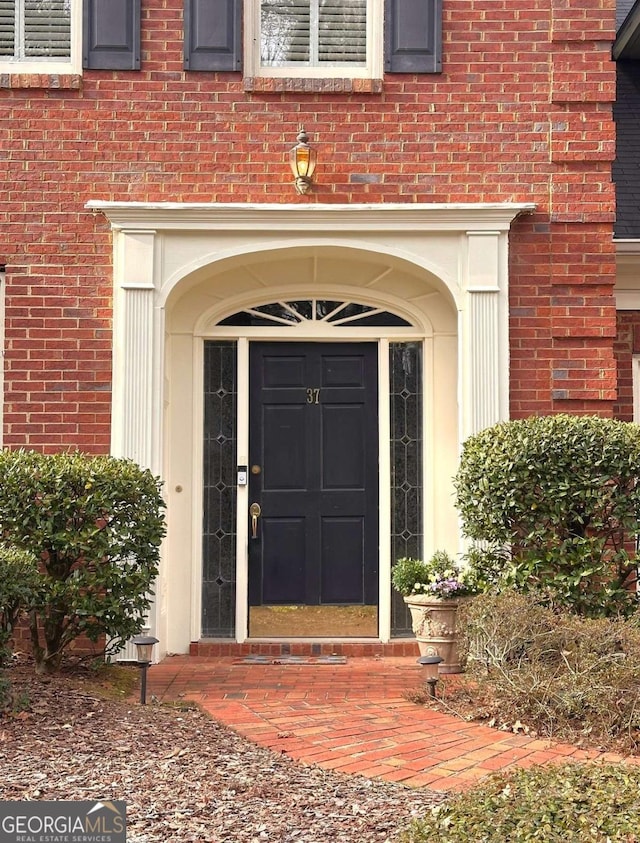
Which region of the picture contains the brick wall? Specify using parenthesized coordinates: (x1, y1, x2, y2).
(0, 0, 618, 448)
(10, 621, 104, 662)
(613, 311, 640, 421)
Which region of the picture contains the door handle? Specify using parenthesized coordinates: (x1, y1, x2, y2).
(250, 503, 261, 539)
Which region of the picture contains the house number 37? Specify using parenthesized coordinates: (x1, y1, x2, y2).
(306, 388, 320, 404)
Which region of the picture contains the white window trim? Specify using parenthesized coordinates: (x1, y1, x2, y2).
(0, 0, 82, 75)
(243, 0, 383, 79)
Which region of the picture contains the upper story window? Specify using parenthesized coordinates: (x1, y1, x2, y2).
(0, 0, 140, 76)
(184, 0, 442, 78)
(0, 0, 81, 73)
(257, 0, 375, 76)
(245, 0, 382, 79)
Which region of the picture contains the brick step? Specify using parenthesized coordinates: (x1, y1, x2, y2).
(189, 639, 420, 657)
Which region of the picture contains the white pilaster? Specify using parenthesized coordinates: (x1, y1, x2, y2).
(111, 230, 162, 472)
(460, 230, 509, 438)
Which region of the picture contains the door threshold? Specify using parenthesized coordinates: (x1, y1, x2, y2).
(189, 639, 419, 657)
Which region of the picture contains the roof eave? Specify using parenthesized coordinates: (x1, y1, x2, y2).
(614, 0, 640, 59)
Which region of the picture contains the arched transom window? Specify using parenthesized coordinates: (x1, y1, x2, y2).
(217, 299, 413, 328)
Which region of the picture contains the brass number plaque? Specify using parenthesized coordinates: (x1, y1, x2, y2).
(306, 388, 320, 404)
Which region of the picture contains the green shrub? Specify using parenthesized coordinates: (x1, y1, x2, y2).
(455, 415, 640, 617)
(0, 544, 39, 658)
(401, 763, 640, 842)
(457, 591, 640, 749)
(0, 544, 39, 708)
(0, 450, 166, 675)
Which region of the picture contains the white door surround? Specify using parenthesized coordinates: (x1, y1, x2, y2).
(87, 201, 534, 656)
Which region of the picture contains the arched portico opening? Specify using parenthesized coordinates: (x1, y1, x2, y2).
(165, 246, 457, 648)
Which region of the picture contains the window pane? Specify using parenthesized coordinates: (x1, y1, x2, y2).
(327, 303, 374, 321)
(260, 0, 366, 67)
(261, 0, 310, 66)
(319, 0, 366, 63)
(0, 1, 14, 56)
(24, 0, 70, 57)
(343, 313, 412, 327)
(253, 303, 302, 323)
(218, 311, 278, 327)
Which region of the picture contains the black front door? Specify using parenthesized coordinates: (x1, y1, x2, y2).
(248, 342, 378, 610)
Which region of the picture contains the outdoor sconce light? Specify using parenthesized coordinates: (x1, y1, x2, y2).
(417, 654, 444, 698)
(132, 635, 159, 705)
(289, 127, 317, 195)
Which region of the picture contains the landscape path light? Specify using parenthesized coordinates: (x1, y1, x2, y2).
(132, 635, 159, 705)
(417, 654, 443, 698)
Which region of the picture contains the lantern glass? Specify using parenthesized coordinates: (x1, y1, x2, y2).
(296, 147, 311, 177)
(289, 128, 317, 190)
(422, 659, 440, 681)
(132, 635, 158, 664)
(417, 654, 443, 681)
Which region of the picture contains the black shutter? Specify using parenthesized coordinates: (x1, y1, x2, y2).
(184, 0, 242, 71)
(385, 0, 442, 73)
(83, 0, 141, 70)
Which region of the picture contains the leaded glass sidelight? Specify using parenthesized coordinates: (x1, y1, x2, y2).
(202, 341, 237, 637)
(390, 342, 423, 636)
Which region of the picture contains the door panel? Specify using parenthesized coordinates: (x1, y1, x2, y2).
(263, 405, 307, 489)
(322, 404, 366, 489)
(320, 517, 364, 603)
(249, 341, 378, 613)
(322, 355, 365, 386)
(261, 518, 306, 604)
(263, 354, 305, 388)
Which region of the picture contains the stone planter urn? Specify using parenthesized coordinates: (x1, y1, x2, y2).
(404, 593, 463, 674)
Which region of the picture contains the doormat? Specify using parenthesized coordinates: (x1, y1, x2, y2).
(235, 655, 347, 665)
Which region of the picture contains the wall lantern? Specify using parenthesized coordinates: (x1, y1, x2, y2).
(289, 127, 317, 195)
(132, 635, 159, 705)
(417, 654, 443, 698)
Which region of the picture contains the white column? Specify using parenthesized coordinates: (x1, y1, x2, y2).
(459, 230, 509, 439)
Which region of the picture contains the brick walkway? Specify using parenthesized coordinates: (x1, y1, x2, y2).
(147, 655, 625, 792)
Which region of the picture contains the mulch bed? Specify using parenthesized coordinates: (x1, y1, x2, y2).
(0, 660, 445, 843)
(425, 675, 640, 757)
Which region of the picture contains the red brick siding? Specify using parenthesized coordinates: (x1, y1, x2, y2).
(613, 311, 640, 422)
(0, 0, 618, 448)
(10, 620, 105, 660)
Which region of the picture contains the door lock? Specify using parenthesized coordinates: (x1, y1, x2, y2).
(249, 502, 261, 539)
